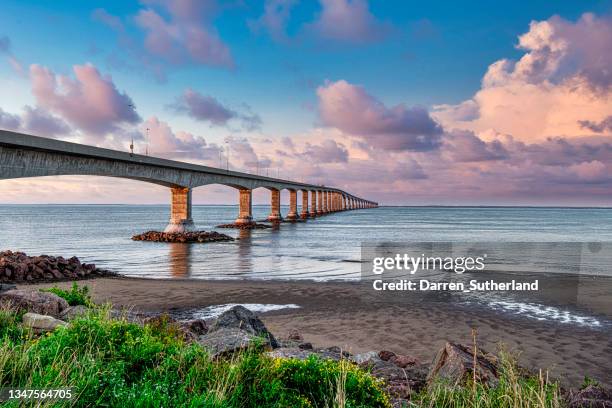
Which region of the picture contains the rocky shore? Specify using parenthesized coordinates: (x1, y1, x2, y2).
(132, 230, 234, 243)
(1, 287, 609, 408)
(0, 250, 114, 284)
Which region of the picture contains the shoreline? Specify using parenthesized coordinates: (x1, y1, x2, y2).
(20, 274, 612, 388)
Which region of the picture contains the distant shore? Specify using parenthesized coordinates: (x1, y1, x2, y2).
(21, 273, 612, 388)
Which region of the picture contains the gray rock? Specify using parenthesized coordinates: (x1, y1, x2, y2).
(427, 342, 499, 387)
(265, 347, 344, 361)
(351, 351, 381, 365)
(569, 385, 612, 408)
(181, 319, 207, 336)
(22, 312, 67, 333)
(265, 348, 318, 360)
(209, 305, 278, 348)
(0, 283, 17, 293)
(60, 305, 90, 320)
(0, 289, 68, 317)
(197, 327, 269, 358)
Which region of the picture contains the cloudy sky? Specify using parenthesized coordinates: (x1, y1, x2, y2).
(1, 0, 611, 206)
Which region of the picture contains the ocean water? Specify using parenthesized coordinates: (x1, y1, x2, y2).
(0, 205, 611, 281)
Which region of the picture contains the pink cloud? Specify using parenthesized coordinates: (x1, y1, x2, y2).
(306, 0, 391, 43)
(170, 89, 262, 130)
(433, 13, 612, 143)
(317, 80, 443, 151)
(568, 160, 608, 182)
(21, 106, 71, 137)
(303, 139, 348, 163)
(142, 116, 222, 162)
(30, 63, 140, 136)
(0, 107, 20, 130)
(135, 0, 233, 68)
(249, 0, 297, 43)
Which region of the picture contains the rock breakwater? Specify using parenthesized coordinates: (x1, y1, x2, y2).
(132, 231, 234, 243)
(0, 250, 113, 283)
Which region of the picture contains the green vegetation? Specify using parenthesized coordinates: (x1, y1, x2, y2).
(0, 292, 571, 408)
(413, 351, 564, 408)
(0, 305, 390, 408)
(40, 282, 93, 307)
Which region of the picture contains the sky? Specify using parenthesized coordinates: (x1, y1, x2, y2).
(0, 0, 611, 206)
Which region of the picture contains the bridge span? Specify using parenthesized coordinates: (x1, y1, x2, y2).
(0, 130, 378, 232)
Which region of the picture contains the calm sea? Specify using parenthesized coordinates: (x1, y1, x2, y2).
(1, 205, 611, 281)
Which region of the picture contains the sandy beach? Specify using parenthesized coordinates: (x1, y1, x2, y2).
(21, 274, 612, 388)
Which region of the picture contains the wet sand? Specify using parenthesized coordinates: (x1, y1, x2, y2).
(22, 275, 612, 388)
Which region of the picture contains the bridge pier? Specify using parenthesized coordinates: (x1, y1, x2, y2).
(235, 188, 254, 225)
(300, 190, 309, 219)
(310, 191, 318, 217)
(164, 187, 195, 233)
(267, 189, 283, 222)
(317, 190, 324, 215)
(286, 190, 298, 220)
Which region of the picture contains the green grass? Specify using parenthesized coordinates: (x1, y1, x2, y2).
(0, 295, 571, 408)
(40, 282, 93, 307)
(0, 306, 390, 408)
(412, 350, 564, 408)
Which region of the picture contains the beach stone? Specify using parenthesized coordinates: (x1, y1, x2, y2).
(22, 312, 67, 333)
(390, 354, 419, 368)
(60, 305, 91, 320)
(198, 327, 267, 358)
(209, 305, 278, 348)
(0, 283, 17, 293)
(569, 385, 612, 408)
(427, 342, 499, 387)
(287, 329, 303, 341)
(379, 350, 396, 361)
(181, 319, 208, 336)
(351, 351, 380, 365)
(325, 345, 351, 358)
(298, 342, 313, 350)
(0, 289, 68, 317)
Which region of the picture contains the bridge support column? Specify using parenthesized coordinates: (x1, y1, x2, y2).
(267, 189, 283, 222)
(327, 191, 332, 212)
(317, 190, 324, 215)
(300, 190, 309, 219)
(310, 190, 318, 217)
(164, 187, 195, 233)
(286, 190, 298, 220)
(235, 189, 253, 225)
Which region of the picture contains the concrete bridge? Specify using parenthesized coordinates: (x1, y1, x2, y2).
(0, 130, 378, 232)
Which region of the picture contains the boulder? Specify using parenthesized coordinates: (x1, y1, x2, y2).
(569, 385, 612, 408)
(60, 305, 91, 320)
(390, 354, 419, 368)
(181, 319, 208, 336)
(351, 351, 380, 365)
(427, 342, 499, 387)
(22, 312, 67, 333)
(198, 327, 267, 358)
(379, 350, 396, 361)
(0, 289, 68, 317)
(209, 306, 278, 348)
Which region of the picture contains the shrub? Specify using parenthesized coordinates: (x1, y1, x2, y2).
(40, 282, 93, 306)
